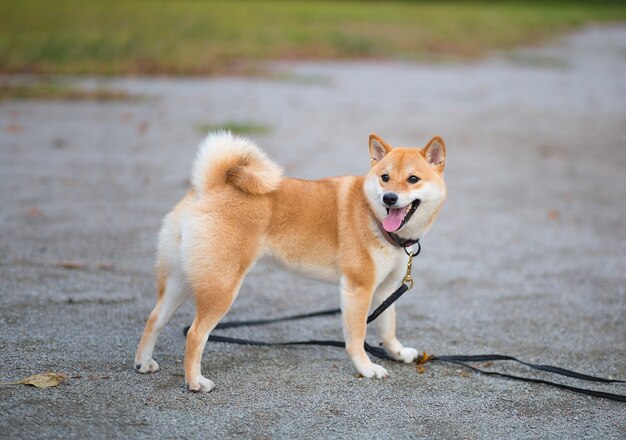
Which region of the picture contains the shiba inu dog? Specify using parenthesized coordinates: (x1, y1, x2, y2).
(134, 132, 446, 392)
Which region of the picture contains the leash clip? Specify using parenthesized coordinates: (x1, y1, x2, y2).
(403, 251, 414, 290)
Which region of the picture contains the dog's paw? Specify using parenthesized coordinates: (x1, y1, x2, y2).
(187, 375, 215, 393)
(135, 359, 159, 374)
(357, 363, 388, 379)
(394, 347, 419, 364)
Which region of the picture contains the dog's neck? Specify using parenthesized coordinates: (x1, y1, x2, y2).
(375, 220, 420, 249)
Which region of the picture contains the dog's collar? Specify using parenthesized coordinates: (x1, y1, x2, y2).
(375, 220, 420, 249)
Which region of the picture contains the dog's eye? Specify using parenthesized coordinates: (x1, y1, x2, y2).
(408, 175, 420, 184)
(381, 174, 390, 182)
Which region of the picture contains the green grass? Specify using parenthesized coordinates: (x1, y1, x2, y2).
(195, 121, 273, 135)
(1, 1, 625, 75)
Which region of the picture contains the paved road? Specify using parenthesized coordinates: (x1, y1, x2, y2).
(1, 26, 625, 439)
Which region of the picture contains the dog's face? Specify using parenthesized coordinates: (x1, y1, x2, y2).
(363, 134, 447, 240)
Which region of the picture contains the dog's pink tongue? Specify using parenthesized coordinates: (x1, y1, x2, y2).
(383, 208, 404, 232)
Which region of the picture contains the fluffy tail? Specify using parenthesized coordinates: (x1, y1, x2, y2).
(191, 131, 283, 195)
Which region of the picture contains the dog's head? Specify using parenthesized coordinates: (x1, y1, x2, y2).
(363, 134, 447, 240)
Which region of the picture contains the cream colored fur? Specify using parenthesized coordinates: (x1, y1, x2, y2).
(192, 131, 283, 195)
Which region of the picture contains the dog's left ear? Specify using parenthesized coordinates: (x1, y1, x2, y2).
(422, 136, 446, 173)
(369, 134, 392, 167)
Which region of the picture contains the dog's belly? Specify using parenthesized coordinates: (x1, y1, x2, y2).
(259, 253, 341, 284)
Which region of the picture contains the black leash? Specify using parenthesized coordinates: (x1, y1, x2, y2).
(183, 284, 408, 337)
(183, 311, 626, 402)
(182, 297, 400, 361)
(181, 240, 625, 402)
(210, 308, 341, 330)
(428, 355, 626, 402)
(203, 333, 393, 361)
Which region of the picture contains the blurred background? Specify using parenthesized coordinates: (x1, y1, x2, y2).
(1, 0, 626, 76)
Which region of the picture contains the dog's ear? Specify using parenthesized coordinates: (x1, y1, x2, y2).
(422, 136, 446, 173)
(369, 134, 392, 166)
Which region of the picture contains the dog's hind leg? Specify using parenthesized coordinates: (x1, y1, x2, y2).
(183, 276, 245, 393)
(134, 264, 191, 373)
(181, 219, 261, 392)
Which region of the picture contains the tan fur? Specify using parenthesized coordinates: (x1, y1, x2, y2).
(134, 132, 447, 391)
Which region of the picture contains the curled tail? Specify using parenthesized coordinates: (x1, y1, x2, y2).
(191, 131, 283, 195)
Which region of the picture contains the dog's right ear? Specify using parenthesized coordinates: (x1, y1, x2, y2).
(369, 134, 392, 167)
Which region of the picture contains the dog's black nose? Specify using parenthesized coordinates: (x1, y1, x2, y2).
(383, 193, 398, 206)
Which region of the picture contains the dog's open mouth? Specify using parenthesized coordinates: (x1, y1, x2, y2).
(383, 199, 420, 232)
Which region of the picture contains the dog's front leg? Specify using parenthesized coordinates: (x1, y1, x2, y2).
(340, 277, 388, 378)
(373, 270, 419, 363)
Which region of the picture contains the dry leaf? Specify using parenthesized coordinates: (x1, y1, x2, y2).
(0, 372, 68, 388)
(416, 351, 431, 366)
(21, 372, 68, 388)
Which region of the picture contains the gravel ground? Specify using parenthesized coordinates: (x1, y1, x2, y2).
(1, 26, 625, 439)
